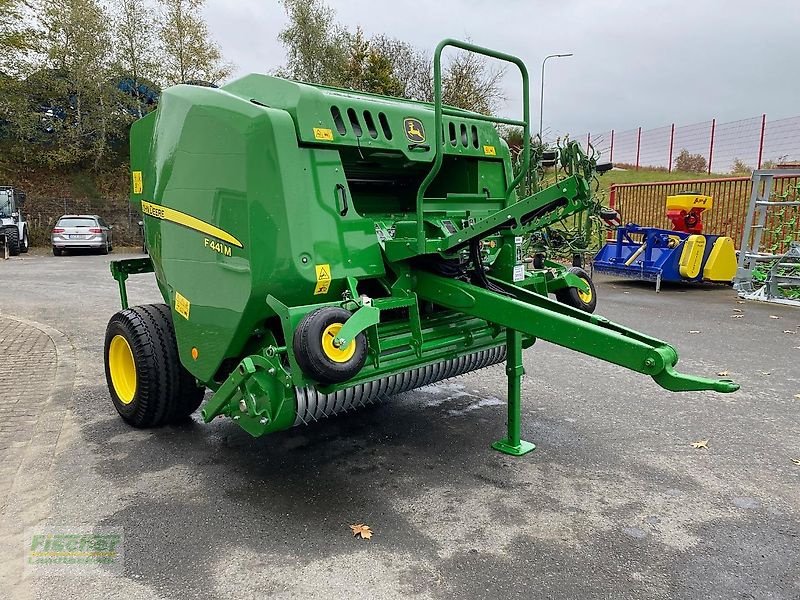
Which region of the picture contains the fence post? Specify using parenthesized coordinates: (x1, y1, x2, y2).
(707, 118, 716, 174)
(607, 184, 617, 241)
(757, 113, 766, 169)
(610, 129, 614, 163)
(668, 123, 675, 172)
(635, 127, 642, 171)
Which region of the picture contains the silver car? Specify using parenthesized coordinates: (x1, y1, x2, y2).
(52, 215, 113, 255)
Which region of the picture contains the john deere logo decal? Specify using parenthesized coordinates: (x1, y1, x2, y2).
(404, 118, 425, 143)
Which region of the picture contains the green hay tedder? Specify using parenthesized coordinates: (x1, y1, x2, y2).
(105, 40, 738, 455)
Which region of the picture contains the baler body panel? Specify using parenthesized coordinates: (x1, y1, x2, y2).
(222, 74, 507, 164)
(131, 84, 385, 382)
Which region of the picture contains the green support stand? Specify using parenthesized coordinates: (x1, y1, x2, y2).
(492, 328, 536, 456)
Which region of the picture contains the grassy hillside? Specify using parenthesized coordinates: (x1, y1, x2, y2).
(596, 167, 740, 191)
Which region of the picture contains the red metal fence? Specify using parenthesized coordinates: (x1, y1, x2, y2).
(589, 114, 800, 174)
(609, 175, 800, 252)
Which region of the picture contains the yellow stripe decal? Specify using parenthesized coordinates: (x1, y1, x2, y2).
(141, 200, 243, 248)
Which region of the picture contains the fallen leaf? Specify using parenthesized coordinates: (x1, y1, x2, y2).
(717, 370, 729, 376)
(792, 459, 800, 466)
(689, 330, 701, 334)
(691, 439, 709, 450)
(794, 394, 800, 400)
(731, 314, 744, 319)
(770, 315, 781, 319)
(732, 308, 743, 313)
(350, 523, 373, 540)
(784, 330, 797, 334)
(736, 300, 745, 304)
(760, 371, 771, 376)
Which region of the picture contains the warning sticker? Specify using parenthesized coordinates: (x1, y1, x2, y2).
(513, 264, 526, 282)
(313, 128, 334, 141)
(132, 171, 143, 194)
(483, 145, 496, 156)
(175, 291, 191, 319)
(314, 264, 331, 295)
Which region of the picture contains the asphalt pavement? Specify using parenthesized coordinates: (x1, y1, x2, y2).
(0, 249, 798, 600)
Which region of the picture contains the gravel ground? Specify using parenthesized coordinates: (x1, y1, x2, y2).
(1, 249, 798, 600)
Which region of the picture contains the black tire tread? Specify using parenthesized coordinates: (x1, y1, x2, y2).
(293, 307, 368, 384)
(152, 303, 205, 419)
(104, 303, 204, 428)
(555, 266, 597, 313)
(5, 227, 20, 256)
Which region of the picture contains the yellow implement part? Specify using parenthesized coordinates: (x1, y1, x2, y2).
(703, 236, 737, 281)
(109, 335, 137, 404)
(679, 235, 707, 278)
(321, 323, 356, 363)
(666, 194, 713, 212)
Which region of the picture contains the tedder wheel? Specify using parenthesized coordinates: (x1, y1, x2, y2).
(104, 303, 205, 428)
(556, 266, 598, 313)
(5, 228, 20, 256)
(293, 307, 368, 384)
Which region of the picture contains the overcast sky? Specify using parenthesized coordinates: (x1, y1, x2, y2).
(204, 0, 800, 139)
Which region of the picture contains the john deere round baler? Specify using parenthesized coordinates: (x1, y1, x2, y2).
(105, 40, 738, 455)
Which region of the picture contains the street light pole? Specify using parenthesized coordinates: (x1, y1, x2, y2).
(539, 53, 573, 142)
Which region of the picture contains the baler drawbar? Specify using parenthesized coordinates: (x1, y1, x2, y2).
(105, 39, 738, 455)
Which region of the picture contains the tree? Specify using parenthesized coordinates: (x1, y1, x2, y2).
(340, 28, 403, 97)
(436, 50, 505, 115)
(730, 157, 752, 174)
(113, 0, 160, 118)
(276, 0, 505, 115)
(0, 0, 34, 72)
(277, 0, 349, 86)
(158, 0, 232, 86)
(36, 0, 116, 168)
(0, 0, 34, 172)
(674, 149, 707, 173)
(366, 35, 428, 99)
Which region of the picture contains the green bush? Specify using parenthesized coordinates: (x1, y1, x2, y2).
(674, 149, 707, 172)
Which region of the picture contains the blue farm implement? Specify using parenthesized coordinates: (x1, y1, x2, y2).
(593, 193, 737, 291)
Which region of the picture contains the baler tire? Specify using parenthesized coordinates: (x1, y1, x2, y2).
(556, 267, 597, 313)
(104, 304, 205, 428)
(151, 303, 206, 420)
(293, 307, 368, 385)
(5, 228, 20, 256)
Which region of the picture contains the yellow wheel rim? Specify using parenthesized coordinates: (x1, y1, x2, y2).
(577, 281, 593, 304)
(321, 323, 356, 363)
(109, 335, 137, 404)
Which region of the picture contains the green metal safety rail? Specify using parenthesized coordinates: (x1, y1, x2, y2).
(414, 39, 531, 255)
